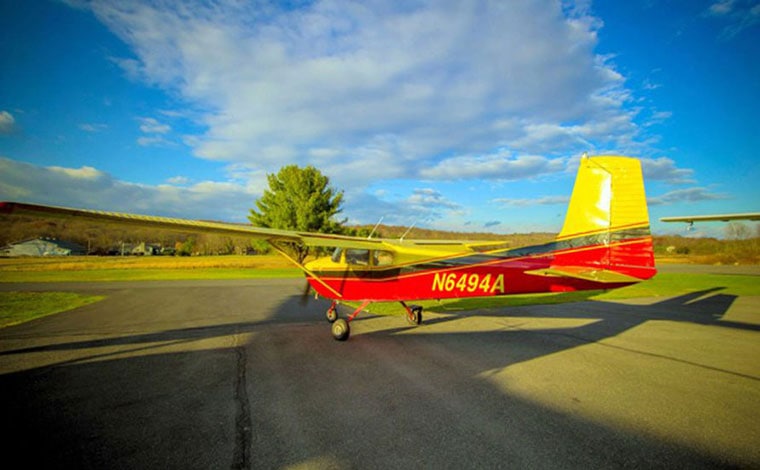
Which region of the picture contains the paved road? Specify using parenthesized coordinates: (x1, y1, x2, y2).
(1, 277, 758, 469)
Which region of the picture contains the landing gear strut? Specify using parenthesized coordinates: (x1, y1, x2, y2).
(325, 300, 423, 341)
(401, 301, 423, 326)
(326, 304, 338, 323)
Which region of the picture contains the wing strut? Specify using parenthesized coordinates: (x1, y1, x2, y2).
(268, 240, 343, 299)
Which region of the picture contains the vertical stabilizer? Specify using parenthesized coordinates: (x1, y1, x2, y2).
(554, 156, 655, 279)
(558, 156, 650, 239)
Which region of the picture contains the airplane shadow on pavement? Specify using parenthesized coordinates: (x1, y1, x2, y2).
(0, 283, 756, 469)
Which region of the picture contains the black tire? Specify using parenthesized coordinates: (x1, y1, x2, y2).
(326, 307, 338, 323)
(406, 306, 423, 325)
(331, 318, 350, 341)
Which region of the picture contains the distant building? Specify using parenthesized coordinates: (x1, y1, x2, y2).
(1, 238, 87, 257)
(132, 242, 160, 256)
(106, 242, 162, 256)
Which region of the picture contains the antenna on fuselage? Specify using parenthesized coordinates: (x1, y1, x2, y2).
(400, 222, 416, 241)
(368, 216, 384, 239)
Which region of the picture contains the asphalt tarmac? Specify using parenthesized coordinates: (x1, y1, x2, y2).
(1, 273, 758, 469)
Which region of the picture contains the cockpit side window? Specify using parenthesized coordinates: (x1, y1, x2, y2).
(345, 249, 370, 265)
(331, 247, 343, 263)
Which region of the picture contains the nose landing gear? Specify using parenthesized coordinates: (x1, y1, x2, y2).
(324, 300, 424, 341)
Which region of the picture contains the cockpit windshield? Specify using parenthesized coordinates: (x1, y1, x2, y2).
(345, 249, 370, 265)
(331, 247, 343, 263)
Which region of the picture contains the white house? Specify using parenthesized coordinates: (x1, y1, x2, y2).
(0, 238, 87, 256)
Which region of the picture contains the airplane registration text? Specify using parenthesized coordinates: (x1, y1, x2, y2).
(432, 272, 505, 294)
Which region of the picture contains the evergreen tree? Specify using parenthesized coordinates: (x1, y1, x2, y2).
(249, 165, 345, 262)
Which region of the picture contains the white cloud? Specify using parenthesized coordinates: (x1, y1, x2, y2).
(642, 79, 662, 91)
(640, 157, 695, 184)
(644, 111, 672, 127)
(647, 187, 730, 206)
(421, 153, 567, 181)
(79, 123, 108, 132)
(38, 1, 710, 231)
(705, 0, 760, 38)
(137, 135, 173, 147)
(138, 117, 171, 134)
(47, 164, 104, 180)
(0, 111, 16, 134)
(708, 0, 737, 15)
(167, 176, 190, 185)
(407, 188, 461, 211)
(0, 157, 256, 222)
(337, 186, 465, 227)
(493, 195, 570, 207)
(77, 0, 648, 186)
(136, 117, 174, 146)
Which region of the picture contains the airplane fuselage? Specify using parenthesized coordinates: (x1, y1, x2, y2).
(304, 228, 656, 302)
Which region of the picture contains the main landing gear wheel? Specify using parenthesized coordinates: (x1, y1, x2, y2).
(331, 318, 350, 341)
(406, 305, 423, 326)
(326, 306, 338, 323)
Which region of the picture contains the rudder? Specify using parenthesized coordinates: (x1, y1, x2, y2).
(554, 155, 655, 280)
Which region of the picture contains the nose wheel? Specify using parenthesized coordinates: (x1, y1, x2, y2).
(326, 305, 338, 323)
(326, 303, 347, 340)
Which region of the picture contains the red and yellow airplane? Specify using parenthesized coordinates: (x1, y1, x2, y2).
(1, 155, 657, 341)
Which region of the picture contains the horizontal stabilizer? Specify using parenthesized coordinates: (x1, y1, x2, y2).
(525, 266, 642, 283)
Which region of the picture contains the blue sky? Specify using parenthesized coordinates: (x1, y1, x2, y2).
(1, 0, 758, 237)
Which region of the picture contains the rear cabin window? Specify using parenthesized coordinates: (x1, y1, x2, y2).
(373, 250, 394, 266)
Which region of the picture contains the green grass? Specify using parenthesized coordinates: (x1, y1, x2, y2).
(593, 273, 760, 298)
(0, 292, 105, 328)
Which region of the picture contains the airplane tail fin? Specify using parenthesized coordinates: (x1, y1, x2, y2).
(543, 156, 656, 282)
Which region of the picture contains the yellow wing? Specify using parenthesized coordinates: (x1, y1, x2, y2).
(1, 201, 513, 265)
(0, 201, 394, 248)
(660, 212, 760, 223)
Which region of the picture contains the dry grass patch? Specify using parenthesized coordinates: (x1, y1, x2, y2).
(0, 255, 294, 271)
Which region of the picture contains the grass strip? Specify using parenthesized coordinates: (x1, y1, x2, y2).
(0, 292, 105, 328)
(597, 273, 760, 298)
